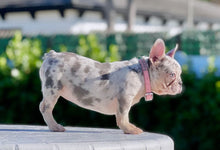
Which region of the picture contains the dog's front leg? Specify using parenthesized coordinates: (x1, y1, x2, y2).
(116, 98, 143, 134)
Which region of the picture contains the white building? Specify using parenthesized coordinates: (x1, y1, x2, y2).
(0, 0, 220, 36)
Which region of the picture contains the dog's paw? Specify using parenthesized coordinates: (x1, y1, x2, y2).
(49, 124, 65, 132)
(123, 124, 144, 134)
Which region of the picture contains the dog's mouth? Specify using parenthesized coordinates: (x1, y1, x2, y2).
(166, 78, 183, 95)
(166, 78, 176, 87)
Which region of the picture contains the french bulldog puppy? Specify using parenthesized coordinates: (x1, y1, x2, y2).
(39, 39, 182, 134)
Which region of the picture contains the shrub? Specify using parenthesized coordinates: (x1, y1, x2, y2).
(76, 34, 120, 62)
(0, 32, 43, 124)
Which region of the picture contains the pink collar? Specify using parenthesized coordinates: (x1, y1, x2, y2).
(139, 59, 153, 101)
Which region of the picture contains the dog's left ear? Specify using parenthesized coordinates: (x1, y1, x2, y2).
(166, 44, 178, 58)
(149, 39, 165, 63)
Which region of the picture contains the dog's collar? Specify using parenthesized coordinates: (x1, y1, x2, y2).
(139, 59, 153, 101)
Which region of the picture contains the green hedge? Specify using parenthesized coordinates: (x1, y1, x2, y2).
(0, 32, 219, 150)
(1, 30, 220, 56)
(0, 32, 174, 59)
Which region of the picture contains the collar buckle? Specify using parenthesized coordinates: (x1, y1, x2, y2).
(145, 93, 153, 101)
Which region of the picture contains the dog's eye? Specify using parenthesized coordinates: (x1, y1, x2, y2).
(170, 73, 176, 78)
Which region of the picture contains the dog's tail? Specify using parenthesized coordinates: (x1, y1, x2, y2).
(42, 50, 56, 60)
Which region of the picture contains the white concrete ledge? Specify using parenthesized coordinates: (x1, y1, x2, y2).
(0, 125, 174, 150)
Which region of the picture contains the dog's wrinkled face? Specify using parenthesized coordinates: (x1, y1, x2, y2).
(148, 39, 182, 95)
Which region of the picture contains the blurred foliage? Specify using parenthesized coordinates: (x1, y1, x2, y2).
(76, 34, 120, 62)
(0, 32, 43, 124)
(0, 32, 219, 150)
(0, 32, 42, 78)
(2, 30, 220, 58)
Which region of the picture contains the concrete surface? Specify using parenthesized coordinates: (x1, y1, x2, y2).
(0, 124, 174, 150)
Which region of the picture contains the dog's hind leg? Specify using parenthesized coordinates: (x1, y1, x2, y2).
(39, 91, 65, 132)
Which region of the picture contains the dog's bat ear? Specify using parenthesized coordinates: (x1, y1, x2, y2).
(167, 44, 178, 58)
(149, 39, 165, 63)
